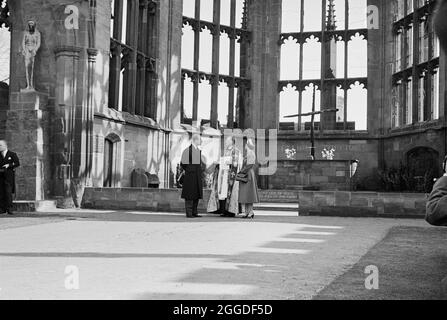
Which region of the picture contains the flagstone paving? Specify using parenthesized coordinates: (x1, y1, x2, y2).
(0, 210, 436, 300)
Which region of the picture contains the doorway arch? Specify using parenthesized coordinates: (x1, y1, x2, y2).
(103, 133, 121, 187)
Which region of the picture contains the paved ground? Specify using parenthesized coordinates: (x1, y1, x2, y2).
(0, 209, 436, 300)
(315, 226, 447, 300)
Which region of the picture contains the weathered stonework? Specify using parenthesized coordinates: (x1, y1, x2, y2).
(81, 187, 426, 218)
(0, 0, 445, 212)
(6, 91, 51, 200)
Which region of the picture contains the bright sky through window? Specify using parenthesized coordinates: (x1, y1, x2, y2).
(280, 0, 368, 131)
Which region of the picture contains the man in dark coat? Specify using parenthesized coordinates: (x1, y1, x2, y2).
(426, 156, 447, 226)
(0, 140, 20, 215)
(181, 133, 206, 218)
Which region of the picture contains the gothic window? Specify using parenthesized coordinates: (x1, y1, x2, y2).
(279, 0, 368, 132)
(392, 0, 440, 127)
(109, 0, 157, 119)
(181, 0, 250, 129)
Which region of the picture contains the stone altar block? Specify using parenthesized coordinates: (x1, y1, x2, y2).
(6, 90, 51, 200)
(269, 160, 354, 191)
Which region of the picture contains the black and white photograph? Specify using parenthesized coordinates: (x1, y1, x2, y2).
(0, 0, 446, 311)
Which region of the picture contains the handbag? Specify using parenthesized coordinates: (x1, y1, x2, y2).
(235, 172, 248, 183)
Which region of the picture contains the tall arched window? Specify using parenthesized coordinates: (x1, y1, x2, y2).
(181, 0, 250, 129)
(279, 0, 368, 131)
(109, 0, 157, 119)
(392, 0, 440, 127)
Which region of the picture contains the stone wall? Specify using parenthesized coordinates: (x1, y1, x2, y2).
(269, 160, 352, 191)
(90, 0, 181, 190)
(82, 188, 300, 212)
(82, 187, 427, 218)
(275, 135, 380, 189)
(299, 191, 427, 218)
(91, 110, 170, 188)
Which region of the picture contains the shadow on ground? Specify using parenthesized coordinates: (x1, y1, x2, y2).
(314, 226, 447, 300)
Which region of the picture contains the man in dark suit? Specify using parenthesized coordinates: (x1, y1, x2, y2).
(180, 133, 206, 218)
(0, 140, 20, 215)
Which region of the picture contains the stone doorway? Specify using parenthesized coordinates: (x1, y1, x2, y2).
(103, 133, 121, 188)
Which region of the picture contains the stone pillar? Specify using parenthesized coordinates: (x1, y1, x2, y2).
(7, 91, 51, 200)
(244, 0, 282, 130)
(84, 48, 98, 185)
(161, 0, 183, 187)
(52, 46, 82, 208)
(68, 48, 97, 208)
(244, 0, 281, 190)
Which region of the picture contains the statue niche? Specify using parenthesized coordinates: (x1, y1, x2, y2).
(21, 20, 41, 92)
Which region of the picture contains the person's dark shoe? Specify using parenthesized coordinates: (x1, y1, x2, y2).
(193, 215, 202, 218)
(186, 215, 196, 219)
(6, 210, 14, 215)
(221, 212, 235, 218)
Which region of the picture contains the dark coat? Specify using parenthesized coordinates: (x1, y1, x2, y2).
(181, 145, 205, 200)
(426, 175, 447, 226)
(238, 150, 259, 204)
(0, 150, 20, 194)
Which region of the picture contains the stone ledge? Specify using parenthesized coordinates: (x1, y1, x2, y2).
(81, 188, 427, 218)
(13, 200, 57, 213)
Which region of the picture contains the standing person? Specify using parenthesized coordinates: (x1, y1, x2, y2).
(0, 140, 20, 215)
(207, 136, 243, 217)
(181, 133, 206, 218)
(238, 139, 259, 219)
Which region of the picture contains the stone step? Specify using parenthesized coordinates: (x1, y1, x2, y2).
(13, 200, 58, 213)
(254, 202, 299, 212)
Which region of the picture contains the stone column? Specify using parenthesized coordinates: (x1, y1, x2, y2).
(244, 0, 282, 130)
(66, 47, 97, 207)
(52, 46, 82, 208)
(244, 0, 281, 190)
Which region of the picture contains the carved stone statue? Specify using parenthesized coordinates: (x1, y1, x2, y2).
(21, 20, 41, 91)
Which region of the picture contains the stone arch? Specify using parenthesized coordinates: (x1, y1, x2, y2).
(105, 132, 121, 144)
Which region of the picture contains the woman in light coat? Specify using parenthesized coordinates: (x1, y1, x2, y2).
(238, 139, 259, 219)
